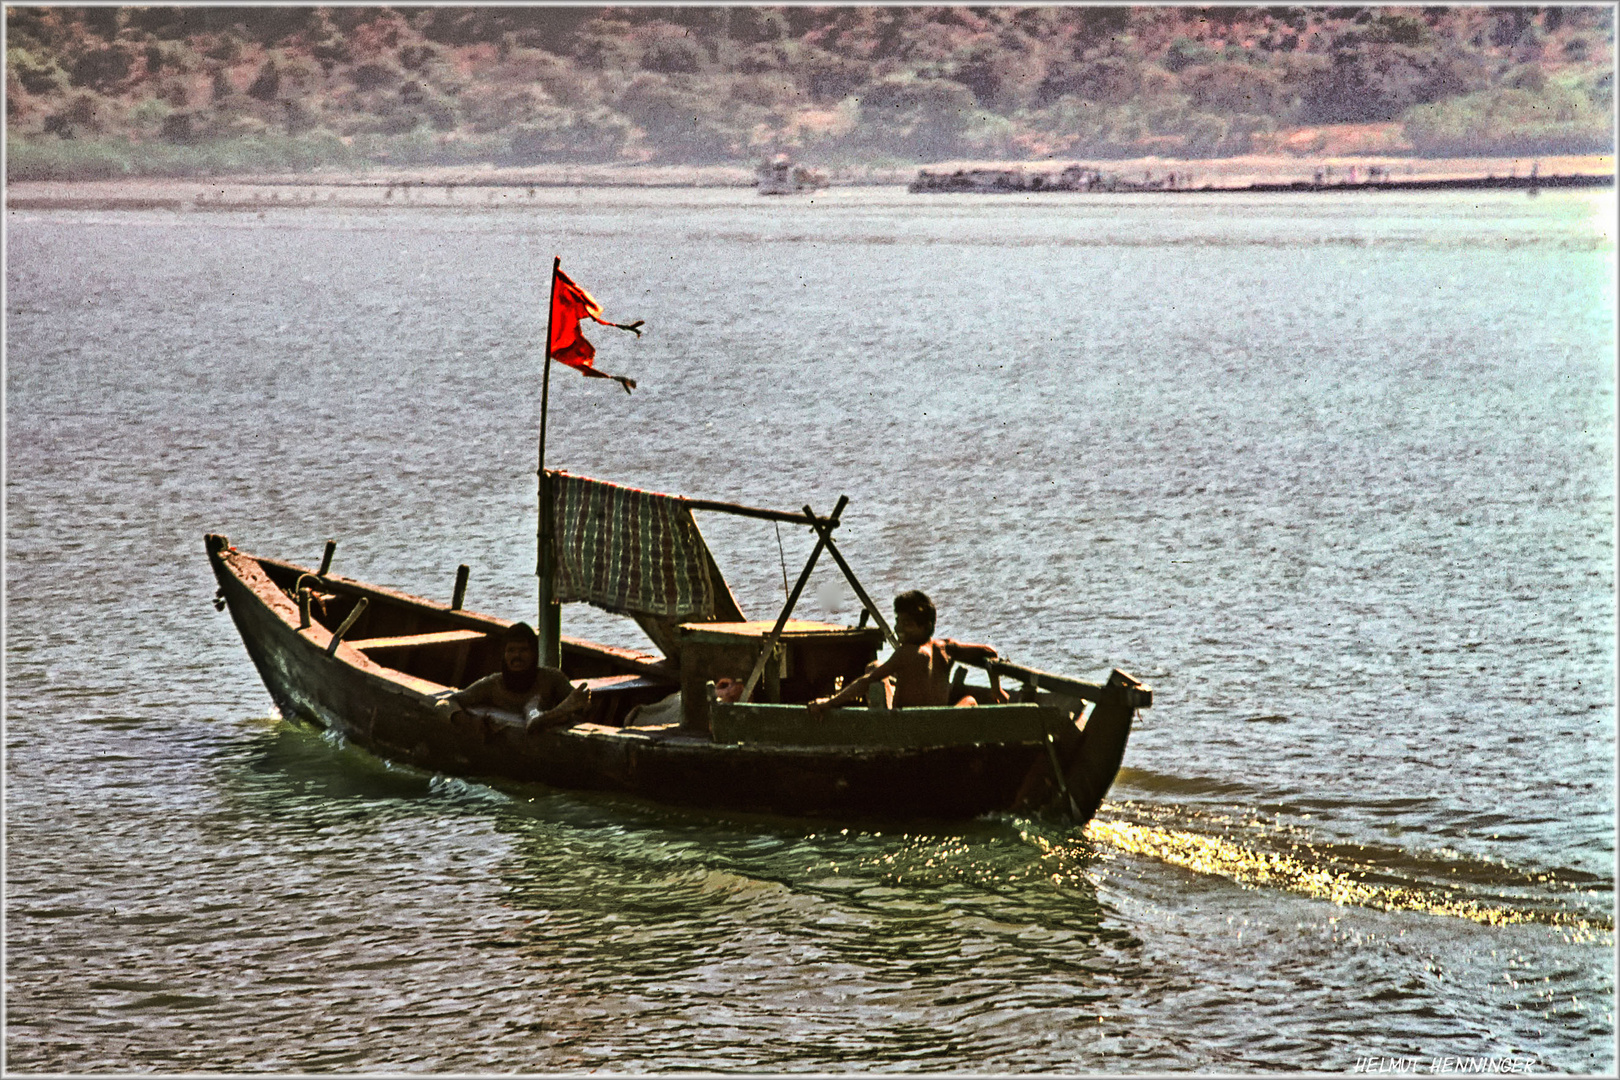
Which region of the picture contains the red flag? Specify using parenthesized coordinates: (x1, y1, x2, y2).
(549, 268, 643, 393)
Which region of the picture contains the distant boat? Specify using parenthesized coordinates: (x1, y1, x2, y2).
(756, 156, 829, 195)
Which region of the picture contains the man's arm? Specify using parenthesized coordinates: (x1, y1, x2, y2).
(525, 682, 592, 731)
(940, 640, 1009, 703)
(808, 653, 900, 716)
(942, 639, 998, 665)
(435, 675, 495, 721)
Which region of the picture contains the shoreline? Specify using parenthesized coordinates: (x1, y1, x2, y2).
(6, 153, 1612, 211)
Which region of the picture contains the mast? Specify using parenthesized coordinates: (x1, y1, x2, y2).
(537, 256, 562, 667)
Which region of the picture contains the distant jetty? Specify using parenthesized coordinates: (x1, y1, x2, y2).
(911, 165, 1180, 193)
(1247, 172, 1613, 193)
(909, 164, 1613, 195)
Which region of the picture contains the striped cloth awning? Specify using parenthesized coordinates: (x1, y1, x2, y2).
(546, 472, 721, 620)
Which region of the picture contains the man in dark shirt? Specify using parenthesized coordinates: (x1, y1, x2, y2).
(436, 622, 590, 732)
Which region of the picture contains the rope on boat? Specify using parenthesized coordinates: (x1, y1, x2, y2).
(773, 522, 790, 601)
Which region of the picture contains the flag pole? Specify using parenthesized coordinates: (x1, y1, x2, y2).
(537, 255, 562, 667)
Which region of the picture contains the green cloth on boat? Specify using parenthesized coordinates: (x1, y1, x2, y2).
(546, 471, 721, 620)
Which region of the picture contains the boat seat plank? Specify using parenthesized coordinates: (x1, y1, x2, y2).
(347, 629, 488, 651)
(710, 701, 1068, 749)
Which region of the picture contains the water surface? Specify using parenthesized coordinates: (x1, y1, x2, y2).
(6, 186, 1613, 1071)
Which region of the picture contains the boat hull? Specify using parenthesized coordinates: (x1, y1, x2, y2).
(207, 535, 1142, 821)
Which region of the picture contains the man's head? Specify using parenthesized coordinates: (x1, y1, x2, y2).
(503, 621, 539, 674)
(893, 590, 936, 644)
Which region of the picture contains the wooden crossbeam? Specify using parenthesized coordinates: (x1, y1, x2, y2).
(347, 629, 487, 652)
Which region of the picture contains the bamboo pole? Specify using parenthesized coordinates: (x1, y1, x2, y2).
(537, 256, 562, 667)
(682, 497, 839, 528)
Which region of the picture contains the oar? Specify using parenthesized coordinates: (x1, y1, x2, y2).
(740, 495, 848, 703)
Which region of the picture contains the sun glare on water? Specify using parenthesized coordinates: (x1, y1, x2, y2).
(1085, 817, 1611, 939)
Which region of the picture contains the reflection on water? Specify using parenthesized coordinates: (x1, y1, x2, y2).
(6, 189, 1612, 1071)
(1089, 816, 1611, 933)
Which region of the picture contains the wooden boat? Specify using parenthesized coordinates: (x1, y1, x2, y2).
(207, 474, 1150, 822)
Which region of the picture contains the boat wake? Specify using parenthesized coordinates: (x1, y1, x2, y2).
(1083, 799, 1612, 936)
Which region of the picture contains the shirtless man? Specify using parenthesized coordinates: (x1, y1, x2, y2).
(436, 621, 591, 732)
(807, 591, 1002, 715)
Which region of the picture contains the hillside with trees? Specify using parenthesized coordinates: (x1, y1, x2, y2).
(5, 5, 1614, 181)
